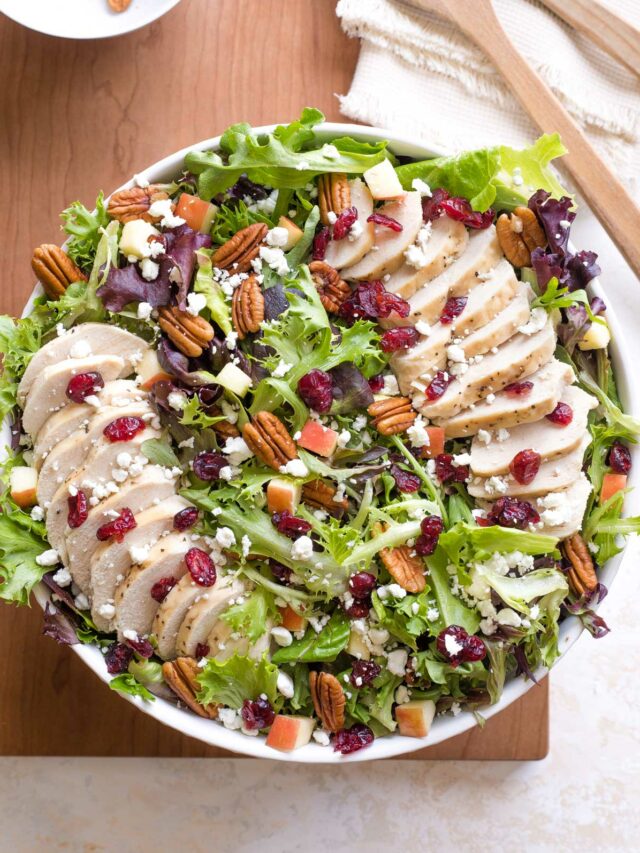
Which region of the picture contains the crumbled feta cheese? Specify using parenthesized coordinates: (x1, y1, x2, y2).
(225, 330, 238, 350)
(241, 535, 252, 558)
(222, 436, 254, 466)
(186, 292, 207, 316)
(395, 685, 411, 704)
(218, 707, 242, 730)
(381, 374, 399, 396)
(129, 544, 150, 564)
(348, 220, 364, 242)
(280, 458, 309, 478)
(415, 320, 432, 336)
(259, 246, 289, 276)
(167, 391, 187, 411)
(218, 465, 236, 482)
(313, 729, 330, 746)
(148, 198, 185, 229)
(496, 428, 510, 442)
(406, 414, 430, 448)
(52, 566, 72, 587)
(69, 339, 92, 359)
(178, 436, 195, 449)
(337, 429, 351, 448)
(444, 632, 464, 657)
(404, 222, 433, 268)
(98, 603, 116, 619)
(485, 393, 496, 404)
(426, 607, 440, 622)
(411, 178, 432, 196)
(290, 535, 314, 561)
(215, 527, 236, 549)
(321, 143, 340, 160)
(30, 505, 45, 521)
(36, 549, 59, 567)
(446, 344, 466, 364)
(387, 648, 409, 676)
(276, 670, 295, 698)
(377, 583, 408, 600)
(140, 258, 159, 281)
(352, 415, 368, 432)
(496, 608, 522, 628)
(265, 227, 289, 248)
(518, 307, 548, 336)
(272, 360, 293, 378)
(137, 301, 153, 320)
(271, 626, 293, 647)
(477, 429, 492, 445)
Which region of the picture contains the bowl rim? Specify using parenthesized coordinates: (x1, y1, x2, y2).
(9, 120, 640, 763)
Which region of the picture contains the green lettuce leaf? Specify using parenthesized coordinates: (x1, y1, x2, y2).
(109, 673, 155, 702)
(60, 191, 110, 270)
(426, 548, 480, 635)
(271, 611, 350, 664)
(221, 587, 278, 643)
(197, 653, 279, 708)
(473, 564, 568, 615)
(193, 248, 232, 335)
(140, 438, 180, 469)
(0, 505, 50, 605)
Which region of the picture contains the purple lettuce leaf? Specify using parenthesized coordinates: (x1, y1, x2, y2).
(512, 644, 539, 684)
(163, 225, 212, 310)
(42, 601, 79, 645)
(528, 190, 575, 254)
(564, 583, 610, 638)
(558, 303, 590, 353)
(156, 339, 215, 388)
(263, 283, 289, 320)
(565, 250, 601, 290)
(329, 362, 374, 414)
(228, 175, 269, 201)
(97, 263, 171, 312)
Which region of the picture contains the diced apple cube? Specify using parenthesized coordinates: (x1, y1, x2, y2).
(578, 320, 610, 351)
(418, 427, 446, 459)
(215, 363, 252, 397)
(278, 604, 306, 632)
(347, 630, 370, 661)
(277, 216, 304, 250)
(600, 472, 627, 504)
(395, 699, 437, 739)
(10, 466, 38, 508)
(267, 478, 301, 514)
(266, 715, 315, 752)
(363, 159, 405, 200)
(297, 420, 338, 457)
(175, 193, 218, 234)
(119, 219, 160, 259)
(137, 349, 172, 390)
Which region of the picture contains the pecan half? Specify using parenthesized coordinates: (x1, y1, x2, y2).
(162, 657, 219, 719)
(242, 411, 298, 470)
(208, 406, 240, 440)
(561, 533, 598, 596)
(496, 206, 546, 267)
(367, 397, 416, 435)
(302, 479, 348, 516)
(107, 185, 169, 223)
(212, 223, 268, 273)
(317, 173, 351, 226)
(158, 306, 214, 357)
(31, 244, 87, 300)
(309, 671, 345, 732)
(309, 261, 351, 313)
(379, 544, 426, 593)
(232, 274, 265, 339)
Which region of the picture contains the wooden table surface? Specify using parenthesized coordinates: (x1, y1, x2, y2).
(0, 0, 548, 760)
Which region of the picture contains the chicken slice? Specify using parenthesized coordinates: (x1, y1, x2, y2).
(342, 191, 423, 280)
(22, 354, 127, 437)
(207, 617, 273, 662)
(90, 496, 191, 632)
(470, 385, 597, 476)
(436, 359, 575, 438)
(468, 433, 591, 499)
(115, 533, 193, 641)
(324, 179, 374, 269)
(383, 215, 468, 299)
(18, 323, 148, 404)
(175, 577, 248, 659)
(532, 474, 593, 539)
(415, 317, 557, 421)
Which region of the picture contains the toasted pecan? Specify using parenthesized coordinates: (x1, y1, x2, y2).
(212, 223, 268, 273)
(158, 306, 214, 357)
(562, 532, 598, 597)
(496, 206, 546, 268)
(162, 657, 219, 719)
(107, 185, 169, 223)
(309, 261, 351, 314)
(302, 479, 348, 516)
(31, 244, 87, 300)
(367, 396, 416, 436)
(379, 544, 426, 593)
(317, 173, 351, 226)
(242, 411, 298, 470)
(309, 671, 345, 732)
(232, 274, 265, 339)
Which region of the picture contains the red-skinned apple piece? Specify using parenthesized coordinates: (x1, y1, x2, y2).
(418, 427, 446, 459)
(10, 466, 38, 508)
(266, 715, 316, 751)
(137, 349, 172, 391)
(600, 472, 627, 504)
(278, 604, 306, 632)
(297, 420, 338, 457)
(175, 193, 217, 234)
(267, 478, 301, 514)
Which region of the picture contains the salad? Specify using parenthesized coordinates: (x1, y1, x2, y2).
(1, 108, 638, 756)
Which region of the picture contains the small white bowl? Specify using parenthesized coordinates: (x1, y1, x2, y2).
(10, 123, 640, 762)
(0, 0, 182, 40)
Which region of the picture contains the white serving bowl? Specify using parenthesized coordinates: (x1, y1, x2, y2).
(8, 123, 640, 762)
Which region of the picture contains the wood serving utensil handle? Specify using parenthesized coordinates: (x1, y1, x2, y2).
(411, 0, 640, 278)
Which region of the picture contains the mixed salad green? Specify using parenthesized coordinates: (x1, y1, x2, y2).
(1, 108, 638, 756)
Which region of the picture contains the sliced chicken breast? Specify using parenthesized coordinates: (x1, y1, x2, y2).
(342, 191, 423, 280)
(175, 577, 247, 658)
(153, 573, 241, 661)
(435, 360, 575, 438)
(324, 179, 374, 269)
(207, 617, 272, 662)
(533, 474, 593, 539)
(22, 354, 127, 437)
(468, 433, 591, 499)
(457, 282, 533, 360)
(33, 380, 147, 467)
(383, 216, 468, 299)
(470, 385, 597, 476)
(37, 402, 153, 504)
(62, 465, 177, 596)
(90, 496, 191, 632)
(18, 323, 148, 403)
(114, 533, 193, 641)
(415, 317, 556, 421)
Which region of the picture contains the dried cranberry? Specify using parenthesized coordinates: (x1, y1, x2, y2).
(125, 634, 154, 658)
(297, 369, 333, 413)
(312, 226, 330, 260)
(440, 296, 468, 325)
(367, 212, 403, 232)
(368, 374, 384, 393)
(103, 416, 146, 442)
(509, 449, 541, 485)
(185, 548, 217, 586)
(192, 451, 227, 481)
(504, 381, 534, 397)
(609, 442, 632, 475)
(270, 560, 293, 585)
(173, 506, 199, 531)
(425, 371, 452, 401)
(333, 723, 374, 754)
(66, 371, 104, 403)
(436, 625, 486, 667)
(105, 641, 133, 675)
(96, 507, 137, 542)
(422, 188, 451, 222)
(339, 280, 410, 324)
(415, 514, 444, 555)
(487, 496, 540, 529)
(440, 197, 494, 230)
(380, 327, 419, 352)
(195, 643, 210, 659)
(390, 463, 421, 493)
(348, 571, 376, 599)
(350, 659, 381, 687)
(67, 491, 88, 528)
(272, 510, 312, 540)
(435, 453, 468, 484)
(545, 402, 573, 426)
(241, 697, 275, 731)
(150, 576, 178, 602)
(332, 206, 358, 240)
(345, 597, 371, 618)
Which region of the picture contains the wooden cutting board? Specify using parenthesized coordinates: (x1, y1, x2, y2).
(0, 0, 548, 760)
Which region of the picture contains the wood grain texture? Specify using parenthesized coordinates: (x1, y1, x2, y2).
(0, 0, 548, 760)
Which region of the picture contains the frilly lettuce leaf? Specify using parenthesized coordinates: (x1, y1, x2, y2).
(193, 247, 232, 335)
(60, 191, 109, 271)
(473, 564, 568, 615)
(0, 504, 50, 605)
(221, 587, 278, 643)
(197, 653, 279, 708)
(426, 548, 480, 635)
(272, 611, 350, 664)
